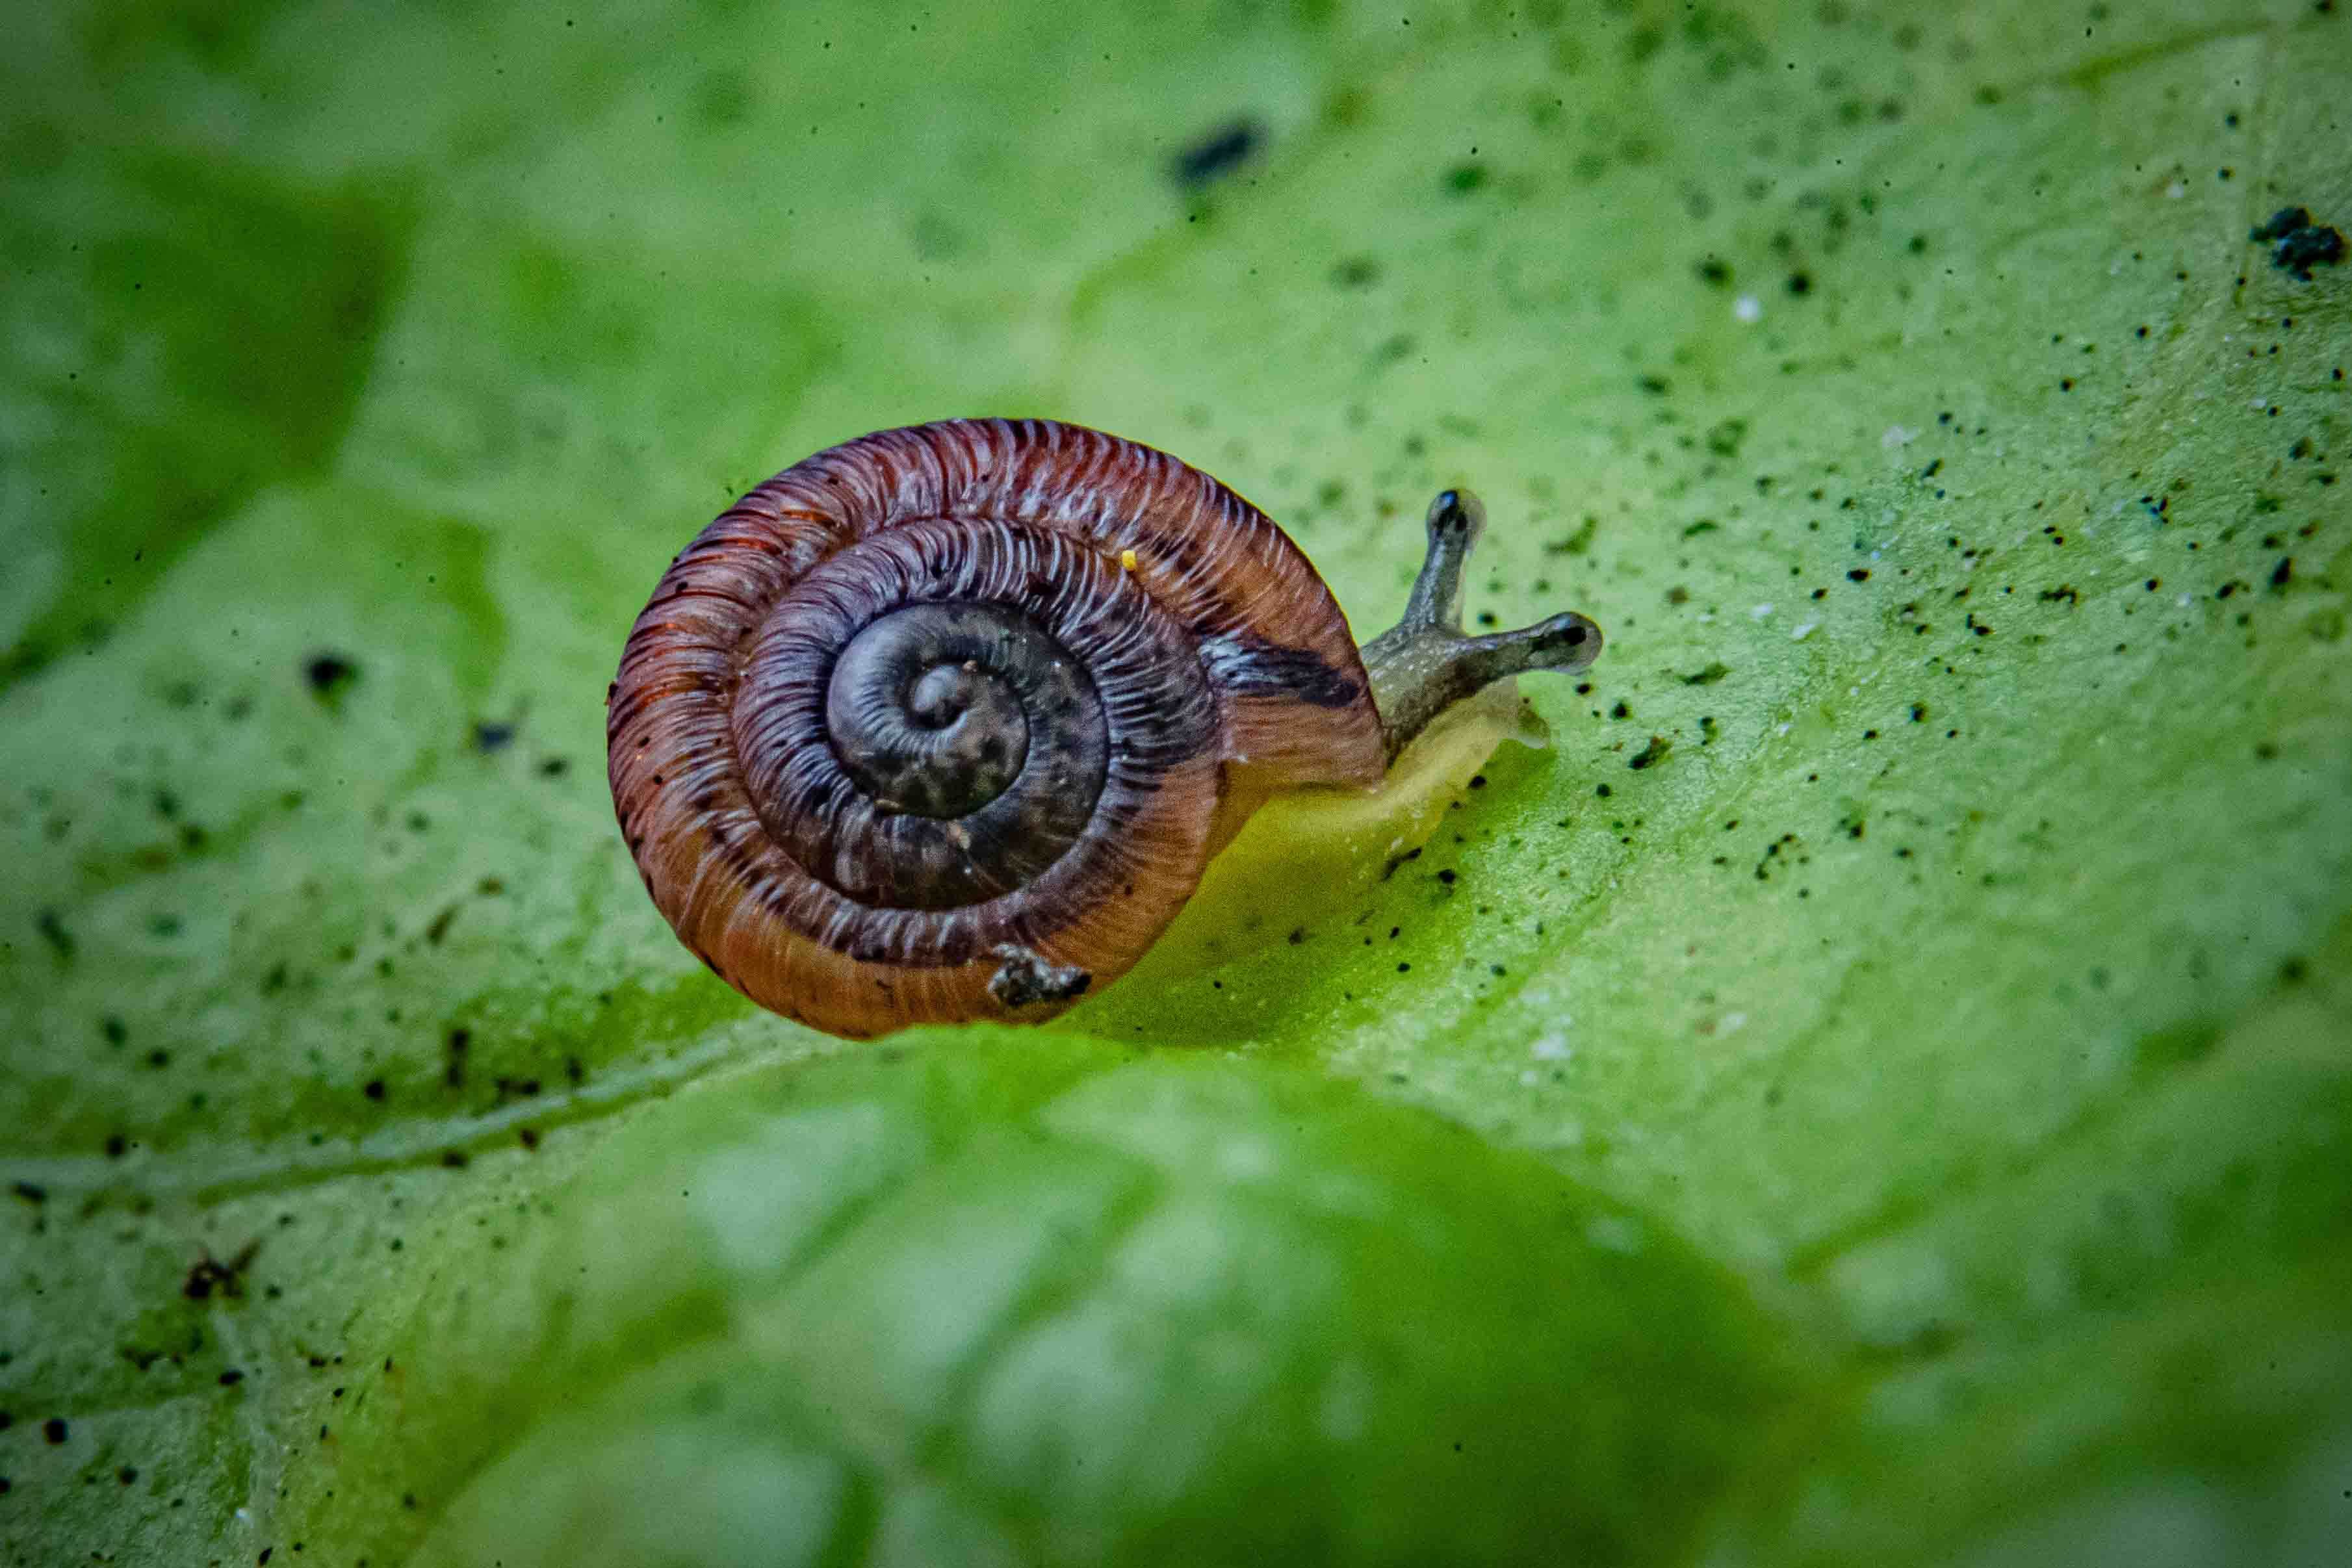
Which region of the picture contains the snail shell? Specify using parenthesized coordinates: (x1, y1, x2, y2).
(608, 419, 1395, 1040)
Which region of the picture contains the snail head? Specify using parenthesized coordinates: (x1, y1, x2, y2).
(1360, 489, 1605, 764)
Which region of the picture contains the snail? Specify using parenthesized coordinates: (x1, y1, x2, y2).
(608, 419, 1601, 1040)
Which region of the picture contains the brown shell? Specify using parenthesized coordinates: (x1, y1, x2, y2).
(607, 418, 1385, 1038)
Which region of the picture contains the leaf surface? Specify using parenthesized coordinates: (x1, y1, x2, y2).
(3, 1, 2347, 1563)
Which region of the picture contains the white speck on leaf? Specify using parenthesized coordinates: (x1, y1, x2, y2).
(1586, 1214, 1645, 1254)
(1317, 1361, 1373, 1442)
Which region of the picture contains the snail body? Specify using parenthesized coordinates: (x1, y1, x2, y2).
(608, 419, 1600, 1039)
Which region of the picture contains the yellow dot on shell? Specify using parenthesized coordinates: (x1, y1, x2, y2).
(1120, 548, 1139, 571)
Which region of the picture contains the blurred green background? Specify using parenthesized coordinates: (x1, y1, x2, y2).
(3, 1, 2348, 1563)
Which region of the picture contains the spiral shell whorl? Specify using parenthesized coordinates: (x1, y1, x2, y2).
(608, 419, 1386, 1038)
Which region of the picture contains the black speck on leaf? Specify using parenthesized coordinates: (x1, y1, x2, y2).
(304, 652, 358, 701)
(35, 908, 74, 961)
(1170, 118, 1263, 187)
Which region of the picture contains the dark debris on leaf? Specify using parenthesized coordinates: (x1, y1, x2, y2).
(183, 1241, 260, 1302)
(2249, 207, 2346, 281)
(2251, 207, 2310, 242)
(304, 652, 359, 703)
(1170, 117, 1263, 187)
(2273, 225, 2345, 279)
(35, 909, 75, 961)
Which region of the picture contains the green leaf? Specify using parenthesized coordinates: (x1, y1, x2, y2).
(351, 1042, 1797, 1567)
(4, 1, 2348, 1564)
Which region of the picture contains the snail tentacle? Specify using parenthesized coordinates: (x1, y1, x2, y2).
(1361, 489, 1605, 763)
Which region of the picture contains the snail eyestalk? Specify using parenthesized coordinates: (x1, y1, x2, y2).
(1361, 489, 1604, 763)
